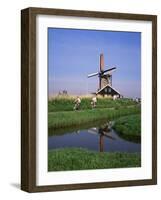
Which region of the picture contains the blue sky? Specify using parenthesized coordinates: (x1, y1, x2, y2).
(48, 28, 141, 98)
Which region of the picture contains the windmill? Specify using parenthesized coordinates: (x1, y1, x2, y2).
(88, 53, 120, 97)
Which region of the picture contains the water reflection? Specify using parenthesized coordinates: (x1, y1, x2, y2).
(48, 121, 141, 153)
(88, 122, 115, 152)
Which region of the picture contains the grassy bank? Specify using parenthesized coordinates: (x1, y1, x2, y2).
(113, 114, 141, 143)
(49, 119, 109, 136)
(48, 97, 137, 112)
(48, 148, 141, 171)
(48, 106, 140, 129)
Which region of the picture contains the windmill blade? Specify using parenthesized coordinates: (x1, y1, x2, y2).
(87, 128, 98, 135)
(102, 131, 116, 140)
(88, 129, 115, 140)
(88, 72, 99, 78)
(103, 67, 116, 75)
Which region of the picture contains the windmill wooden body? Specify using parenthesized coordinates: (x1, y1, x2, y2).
(88, 53, 120, 97)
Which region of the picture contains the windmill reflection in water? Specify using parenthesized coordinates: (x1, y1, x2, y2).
(88, 121, 116, 152)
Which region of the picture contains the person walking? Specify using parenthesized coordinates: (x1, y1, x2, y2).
(74, 96, 81, 110)
(91, 95, 97, 109)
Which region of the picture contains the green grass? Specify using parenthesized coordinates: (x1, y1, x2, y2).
(48, 148, 141, 171)
(48, 97, 137, 112)
(48, 106, 141, 129)
(113, 114, 141, 143)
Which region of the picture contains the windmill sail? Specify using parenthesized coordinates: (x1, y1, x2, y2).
(100, 53, 104, 72)
(103, 67, 116, 75)
(87, 72, 99, 78)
